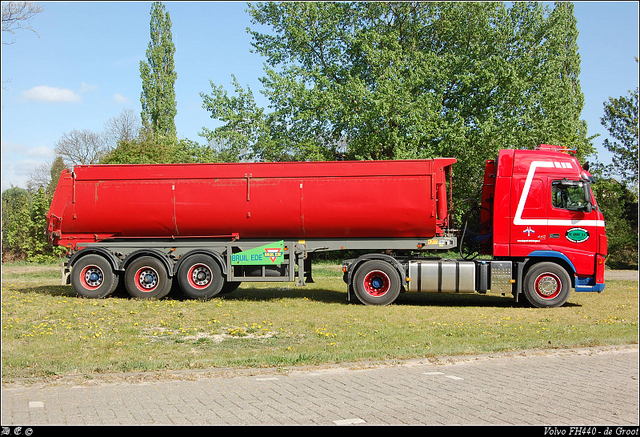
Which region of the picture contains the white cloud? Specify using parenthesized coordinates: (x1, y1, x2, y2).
(1, 142, 54, 191)
(79, 81, 99, 94)
(1, 141, 53, 158)
(22, 85, 81, 103)
(12, 159, 42, 176)
(1, 140, 25, 155)
(25, 145, 54, 158)
(1, 158, 42, 191)
(113, 93, 131, 104)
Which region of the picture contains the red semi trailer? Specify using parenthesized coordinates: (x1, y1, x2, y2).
(47, 145, 606, 307)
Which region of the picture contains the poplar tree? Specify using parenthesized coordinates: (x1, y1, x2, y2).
(140, 1, 177, 140)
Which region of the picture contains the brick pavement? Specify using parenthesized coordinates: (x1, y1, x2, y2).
(2, 345, 638, 425)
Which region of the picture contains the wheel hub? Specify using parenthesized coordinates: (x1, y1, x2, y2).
(83, 267, 103, 289)
(363, 270, 390, 297)
(136, 268, 159, 290)
(371, 277, 384, 289)
(189, 265, 212, 288)
(534, 273, 561, 299)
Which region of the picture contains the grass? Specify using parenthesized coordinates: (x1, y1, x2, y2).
(1, 262, 637, 381)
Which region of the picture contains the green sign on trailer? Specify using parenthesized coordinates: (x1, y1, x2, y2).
(230, 241, 285, 265)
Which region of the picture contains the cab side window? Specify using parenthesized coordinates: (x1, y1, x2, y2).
(551, 181, 588, 211)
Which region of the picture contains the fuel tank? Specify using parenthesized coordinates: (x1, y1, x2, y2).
(47, 159, 456, 248)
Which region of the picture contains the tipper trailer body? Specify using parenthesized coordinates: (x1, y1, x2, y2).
(47, 145, 606, 307)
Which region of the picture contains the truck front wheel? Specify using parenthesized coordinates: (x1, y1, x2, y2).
(125, 256, 172, 299)
(352, 260, 402, 306)
(71, 254, 118, 298)
(523, 262, 572, 308)
(177, 254, 224, 299)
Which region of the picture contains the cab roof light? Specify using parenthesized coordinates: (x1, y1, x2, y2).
(536, 144, 577, 155)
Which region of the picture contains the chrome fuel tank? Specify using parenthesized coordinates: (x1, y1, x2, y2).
(407, 260, 476, 293)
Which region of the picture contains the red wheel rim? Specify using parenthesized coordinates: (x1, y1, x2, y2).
(363, 270, 391, 297)
(534, 272, 562, 299)
(80, 265, 103, 290)
(134, 266, 159, 293)
(187, 263, 212, 290)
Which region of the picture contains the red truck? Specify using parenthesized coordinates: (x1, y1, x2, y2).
(47, 144, 606, 308)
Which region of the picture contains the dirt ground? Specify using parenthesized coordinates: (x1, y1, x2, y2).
(605, 269, 639, 281)
(1, 265, 62, 275)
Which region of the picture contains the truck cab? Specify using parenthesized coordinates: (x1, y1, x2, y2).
(486, 145, 606, 302)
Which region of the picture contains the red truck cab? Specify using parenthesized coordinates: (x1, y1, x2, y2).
(486, 145, 606, 294)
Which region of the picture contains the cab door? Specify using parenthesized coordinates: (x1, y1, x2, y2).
(547, 178, 598, 276)
(510, 174, 549, 255)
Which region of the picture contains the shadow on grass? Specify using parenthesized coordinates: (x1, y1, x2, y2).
(10, 282, 581, 308)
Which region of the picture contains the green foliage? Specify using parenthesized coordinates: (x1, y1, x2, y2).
(27, 188, 64, 263)
(101, 135, 176, 164)
(1, 186, 65, 263)
(2, 187, 33, 261)
(201, 2, 593, 216)
(199, 74, 269, 162)
(100, 135, 214, 165)
(591, 176, 638, 269)
(46, 156, 66, 198)
(591, 80, 639, 269)
(140, 1, 178, 140)
(601, 87, 638, 194)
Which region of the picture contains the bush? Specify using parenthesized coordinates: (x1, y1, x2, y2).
(592, 177, 638, 269)
(1, 186, 65, 263)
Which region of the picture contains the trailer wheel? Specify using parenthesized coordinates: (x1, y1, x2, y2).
(352, 260, 401, 306)
(523, 262, 572, 308)
(177, 254, 224, 299)
(125, 256, 172, 299)
(71, 254, 118, 298)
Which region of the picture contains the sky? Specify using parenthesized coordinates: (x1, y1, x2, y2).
(1, 1, 638, 193)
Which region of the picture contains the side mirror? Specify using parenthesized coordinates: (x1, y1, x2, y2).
(579, 202, 592, 213)
(581, 183, 592, 213)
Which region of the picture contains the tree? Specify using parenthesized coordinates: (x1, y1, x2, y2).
(2, 1, 43, 45)
(100, 136, 176, 165)
(201, 2, 592, 209)
(104, 108, 142, 149)
(26, 159, 52, 192)
(54, 129, 108, 167)
(26, 186, 62, 262)
(100, 136, 207, 165)
(591, 173, 638, 269)
(592, 60, 639, 269)
(140, 1, 177, 140)
(601, 86, 638, 194)
(46, 155, 67, 197)
(1, 185, 65, 262)
(3, 1, 43, 90)
(25, 155, 66, 195)
(1, 186, 32, 261)
(199, 74, 271, 162)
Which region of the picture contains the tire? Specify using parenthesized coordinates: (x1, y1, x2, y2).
(177, 254, 224, 299)
(71, 254, 118, 299)
(352, 260, 402, 306)
(522, 262, 572, 308)
(125, 256, 172, 299)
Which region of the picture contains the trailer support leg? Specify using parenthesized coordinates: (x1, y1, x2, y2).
(296, 253, 306, 287)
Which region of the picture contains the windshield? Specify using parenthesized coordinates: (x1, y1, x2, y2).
(552, 180, 591, 211)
